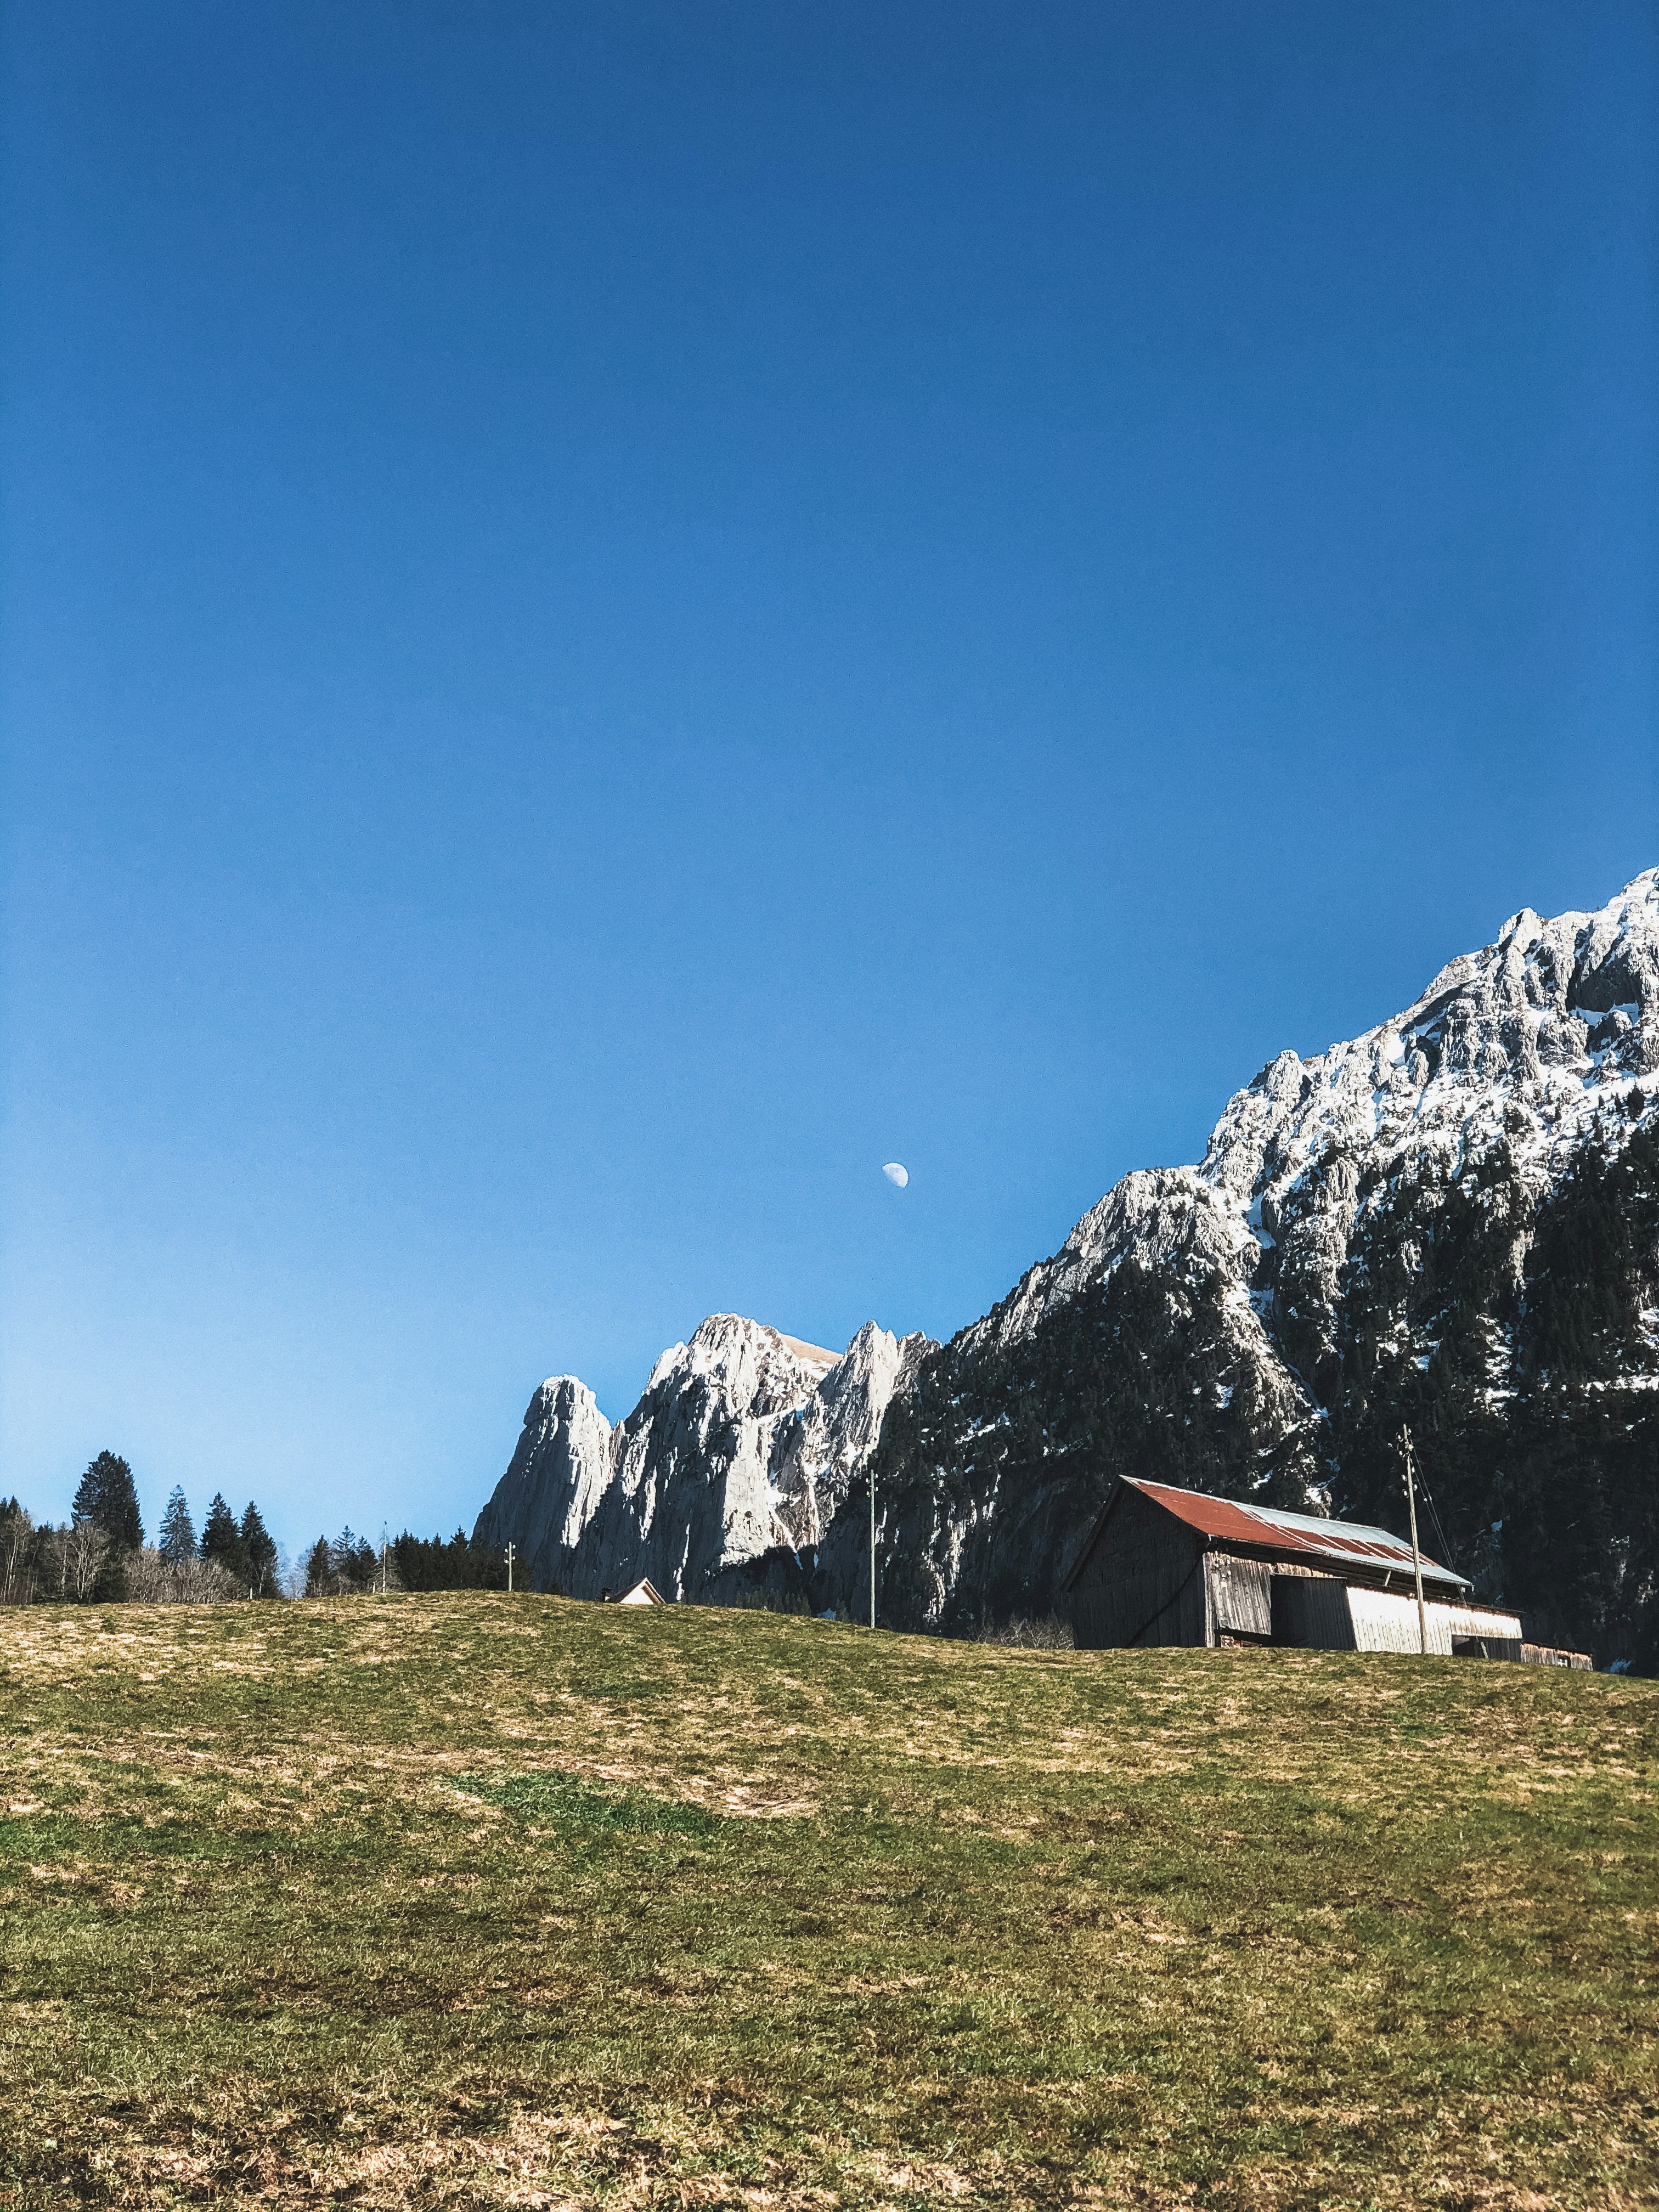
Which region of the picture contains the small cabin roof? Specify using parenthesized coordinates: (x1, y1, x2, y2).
(1064, 1476, 1470, 1594)
(614, 1576, 665, 1606)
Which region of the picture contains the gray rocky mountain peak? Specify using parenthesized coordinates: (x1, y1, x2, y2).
(473, 1312, 927, 1601)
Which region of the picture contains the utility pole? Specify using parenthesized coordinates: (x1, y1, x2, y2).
(1402, 1430, 1427, 1656)
(869, 1470, 876, 1631)
(381, 1522, 388, 1598)
(505, 1541, 516, 1595)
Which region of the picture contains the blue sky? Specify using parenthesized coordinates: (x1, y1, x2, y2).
(3, 2, 1654, 1563)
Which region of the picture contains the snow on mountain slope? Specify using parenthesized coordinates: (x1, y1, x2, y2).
(983, 870, 1659, 1356)
(1205, 869, 1656, 1282)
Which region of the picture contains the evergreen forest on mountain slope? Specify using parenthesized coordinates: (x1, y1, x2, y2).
(857, 1098, 1659, 1668)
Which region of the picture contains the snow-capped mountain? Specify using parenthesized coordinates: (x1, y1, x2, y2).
(475, 871, 1659, 1667)
(969, 870, 1657, 1371)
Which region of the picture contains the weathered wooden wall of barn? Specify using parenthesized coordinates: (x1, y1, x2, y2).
(1069, 1486, 1207, 1649)
(1205, 1554, 1273, 1639)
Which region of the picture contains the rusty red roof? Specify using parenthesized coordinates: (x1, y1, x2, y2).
(1115, 1477, 1469, 1590)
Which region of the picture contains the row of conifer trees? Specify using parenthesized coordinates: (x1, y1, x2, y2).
(299, 1526, 508, 1596)
(0, 1450, 512, 1605)
(0, 1452, 279, 1605)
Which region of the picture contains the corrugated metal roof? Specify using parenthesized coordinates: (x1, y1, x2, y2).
(1122, 1477, 1470, 1590)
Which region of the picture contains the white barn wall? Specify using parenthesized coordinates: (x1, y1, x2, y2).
(1345, 1588, 1521, 1655)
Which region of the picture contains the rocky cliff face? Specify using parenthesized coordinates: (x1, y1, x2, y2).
(476, 870, 1659, 1667)
(473, 1314, 925, 1601)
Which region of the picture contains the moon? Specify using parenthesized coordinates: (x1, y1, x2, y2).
(882, 1162, 909, 1188)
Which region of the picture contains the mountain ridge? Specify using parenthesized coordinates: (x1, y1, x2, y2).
(475, 870, 1659, 1666)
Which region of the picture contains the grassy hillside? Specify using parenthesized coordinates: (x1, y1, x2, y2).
(0, 1596, 1654, 2209)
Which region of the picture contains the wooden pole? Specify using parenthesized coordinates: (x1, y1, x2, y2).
(1402, 1431, 1427, 1655)
(870, 1470, 876, 1632)
(505, 1541, 516, 1594)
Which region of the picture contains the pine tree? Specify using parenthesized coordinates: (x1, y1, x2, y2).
(199, 1493, 248, 1583)
(158, 1488, 196, 1565)
(239, 1502, 278, 1596)
(330, 1530, 376, 1593)
(303, 1536, 332, 1596)
(71, 1452, 143, 1551)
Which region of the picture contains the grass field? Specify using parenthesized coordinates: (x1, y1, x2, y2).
(0, 1594, 1654, 2209)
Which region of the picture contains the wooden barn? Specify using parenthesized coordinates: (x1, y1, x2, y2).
(1060, 1477, 1564, 1658)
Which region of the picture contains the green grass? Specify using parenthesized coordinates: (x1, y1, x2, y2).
(0, 1594, 1654, 2208)
(449, 1771, 719, 1836)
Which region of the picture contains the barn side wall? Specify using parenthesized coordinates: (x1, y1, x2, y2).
(1346, 1588, 1523, 1655)
(1069, 1488, 1207, 1649)
(1206, 1554, 1273, 1639)
(1271, 1572, 1358, 1650)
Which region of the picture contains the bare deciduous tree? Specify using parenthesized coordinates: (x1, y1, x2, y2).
(46, 1519, 109, 1601)
(124, 1547, 244, 1605)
